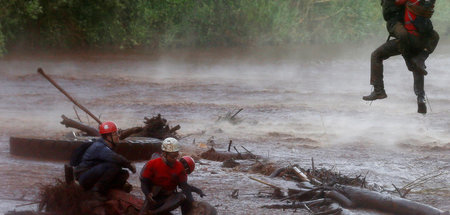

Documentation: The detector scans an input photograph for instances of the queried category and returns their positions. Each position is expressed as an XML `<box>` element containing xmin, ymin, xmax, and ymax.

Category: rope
<box><xmin>425</xmin><ymin>93</ymin><xmax>432</xmax><ymax>112</ymax></box>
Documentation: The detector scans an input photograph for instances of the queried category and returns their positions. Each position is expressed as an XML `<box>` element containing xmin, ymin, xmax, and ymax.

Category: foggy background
<box><xmin>1</xmin><ymin>41</ymin><xmax>449</xmax><ymax>214</ymax></box>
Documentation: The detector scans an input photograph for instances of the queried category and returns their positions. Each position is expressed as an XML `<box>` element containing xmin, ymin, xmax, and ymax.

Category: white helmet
<box><xmin>161</xmin><ymin>137</ymin><xmax>180</xmax><ymax>152</ymax></box>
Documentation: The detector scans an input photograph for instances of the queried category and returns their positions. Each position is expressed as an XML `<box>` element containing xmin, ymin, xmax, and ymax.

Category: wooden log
<box><xmin>324</xmin><ymin>190</ymin><xmax>354</xmax><ymax>208</ymax></box>
<box><xmin>269</xmin><ymin>167</ymin><xmax>287</xmax><ymax>178</ymax></box>
<box><xmin>200</xmin><ymin>148</ymin><xmax>258</xmax><ymax>162</ymax></box>
<box><xmin>334</xmin><ymin>185</ymin><xmax>445</xmax><ymax>215</ymax></box>
<box><xmin>38</xmin><ymin>68</ymin><xmax>102</xmax><ymax>124</ymax></box>
<box><xmin>293</xmin><ymin>167</ymin><xmax>310</xmax><ymax>182</ymax></box>
<box><xmin>60</xmin><ymin>115</ymin><xmax>99</xmax><ymax>136</ymax></box>
<box><xmin>119</xmin><ymin>127</ymin><xmax>143</xmax><ymax>140</ymax></box>
<box><xmin>248</xmin><ymin>176</ymin><xmax>282</xmax><ymax>190</ymax></box>
<box><xmin>168</xmin><ymin>125</ymin><xmax>181</xmax><ymax>134</ymax></box>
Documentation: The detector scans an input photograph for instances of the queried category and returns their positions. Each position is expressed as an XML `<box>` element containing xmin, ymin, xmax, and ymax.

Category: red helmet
<box><xmin>99</xmin><ymin>121</ymin><xmax>118</xmax><ymax>134</ymax></box>
<box><xmin>180</xmin><ymin>156</ymin><xmax>195</xmax><ymax>174</ymax></box>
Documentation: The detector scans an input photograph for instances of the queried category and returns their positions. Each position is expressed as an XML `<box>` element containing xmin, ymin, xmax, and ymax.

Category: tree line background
<box><xmin>1</xmin><ymin>0</ymin><xmax>449</xmax><ymax>55</ymax></box>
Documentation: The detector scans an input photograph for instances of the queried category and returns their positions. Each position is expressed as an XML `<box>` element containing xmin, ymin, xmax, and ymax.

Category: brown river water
<box><xmin>0</xmin><ymin>43</ymin><xmax>449</xmax><ymax>214</ymax></box>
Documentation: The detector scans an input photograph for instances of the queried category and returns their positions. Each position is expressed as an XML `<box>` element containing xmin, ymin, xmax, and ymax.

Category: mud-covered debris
<box><xmin>187</xmin><ymin>201</ymin><xmax>218</xmax><ymax>215</ymax></box>
<box><xmin>250</xmin><ymin>161</ymin><xmax>277</xmax><ymax>176</ymax></box>
<box><xmin>27</xmin><ymin>178</ymin><xmax>217</xmax><ymax>215</ymax></box>
<box><xmin>222</xmin><ymin>159</ymin><xmax>240</xmax><ymax>168</ymax></box>
<box><xmin>125</xmin><ymin>114</ymin><xmax>180</xmax><ymax>139</ymax></box>
<box><xmin>38</xmin><ymin>180</ymin><xmax>103</xmax><ymax>215</ymax></box>
<box><xmin>200</xmin><ymin>148</ymin><xmax>258</xmax><ymax>162</ymax></box>
<box><xmin>61</xmin><ymin>114</ymin><xmax>180</xmax><ymax>140</ymax></box>
<box><xmin>272</xmin><ymin>188</ymin><xmax>284</xmax><ymax>199</ymax></box>
<box><xmin>270</xmin><ymin>165</ymin><xmax>366</xmax><ymax>187</ymax></box>
<box><xmin>255</xmin><ymin>163</ymin><xmax>447</xmax><ymax>215</ymax></box>
<box><xmin>216</xmin><ymin>108</ymin><xmax>243</xmax><ymax>125</ymax></box>
<box><xmin>306</xmin><ymin>167</ymin><xmax>366</xmax><ymax>187</ymax></box>
<box><xmin>231</xmin><ymin>189</ymin><xmax>239</xmax><ymax>199</ymax></box>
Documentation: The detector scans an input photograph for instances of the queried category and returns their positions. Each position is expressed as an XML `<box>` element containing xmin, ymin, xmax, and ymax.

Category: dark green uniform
<box><xmin>364</xmin><ymin>0</ymin><xmax>439</xmax><ymax>114</ymax></box>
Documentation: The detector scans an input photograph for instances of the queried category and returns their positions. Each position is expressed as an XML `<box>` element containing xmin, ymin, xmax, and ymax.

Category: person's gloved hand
<box><xmin>127</xmin><ymin>163</ymin><xmax>136</xmax><ymax>173</ymax></box>
<box><xmin>147</xmin><ymin>193</ymin><xmax>157</xmax><ymax>204</ymax></box>
<box><xmin>195</xmin><ymin>189</ymin><xmax>206</xmax><ymax>198</ymax></box>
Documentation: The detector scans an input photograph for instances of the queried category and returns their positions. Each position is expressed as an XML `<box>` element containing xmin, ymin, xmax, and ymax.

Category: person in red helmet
<box><xmin>73</xmin><ymin>121</ymin><xmax>136</xmax><ymax>195</ymax></box>
<box><xmin>179</xmin><ymin>155</ymin><xmax>205</xmax><ymax>199</ymax></box>
<box><xmin>179</xmin><ymin>156</ymin><xmax>195</xmax><ymax>174</ymax></box>
<box><xmin>139</xmin><ymin>138</ymin><xmax>205</xmax><ymax>215</ymax></box>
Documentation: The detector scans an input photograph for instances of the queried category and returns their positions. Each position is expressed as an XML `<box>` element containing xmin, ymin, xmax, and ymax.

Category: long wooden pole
<box><xmin>249</xmin><ymin>176</ymin><xmax>281</xmax><ymax>190</ymax></box>
<box><xmin>37</xmin><ymin>68</ymin><xmax>102</xmax><ymax>124</ymax></box>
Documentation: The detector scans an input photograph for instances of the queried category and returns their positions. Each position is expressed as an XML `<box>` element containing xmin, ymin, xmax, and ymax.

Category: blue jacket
<box><xmin>78</xmin><ymin>138</ymin><xmax>129</xmax><ymax>169</ymax></box>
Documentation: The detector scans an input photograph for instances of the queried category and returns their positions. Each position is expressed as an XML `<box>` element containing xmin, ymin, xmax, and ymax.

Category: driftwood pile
<box><xmin>200</xmin><ymin>147</ymin><xmax>258</xmax><ymax>162</ymax></box>
<box><xmin>195</xmin><ymin>140</ymin><xmax>447</xmax><ymax>215</ymax></box>
<box><xmin>61</xmin><ymin>114</ymin><xmax>180</xmax><ymax>140</ymax></box>
<box><xmin>251</xmin><ymin>163</ymin><xmax>447</xmax><ymax>215</ymax></box>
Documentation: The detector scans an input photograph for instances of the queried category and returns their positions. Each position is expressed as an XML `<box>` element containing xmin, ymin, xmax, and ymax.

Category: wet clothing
<box><xmin>140</xmin><ymin>157</ymin><xmax>187</xmax><ymax>192</ymax></box>
<box><xmin>396</xmin><ymin>0</ymin><xmax>435</xmax><ymax>35</ymax></box>
<box><xmin>381</xmin><ymin>0</ymin><xmax>404</xmax><ymax>36</ymax></box>
<box><xmin>381</xmin><ymin>0</ymin><xmax>412</xmax><ymax>56</ymax></box>
<box><xmin>396</xmin><ymin>0</ymin><xmax>420</xmax><ymax>36</ymax></box>
<box><xmin>140</xmin><ymin>157</ymin><xmax>203</xmax><ymax>214</ymax></box>
<box><xmin>368</xmin><ymin>0</ymin><xmax>439</xmax><ymax>113</ymax></box>
<box><xmin>74</xmin><ymin>138</ymin><xmax>132</xmax><ymax>193</ymax></box>
<box><xmin>78</xmin><ymin>163</ymin><xmax>129</xmax><ymax>193</ymax></box>
<box><xmin>394</xmin><ymin>0</ymin><xmax>437</xmax><ymax>57</ymax></box>
<box><xmin>370</xmin><ymin>39</ymin><xmax>425</xmax><ymax>98</ymax></box>
<box><xmin>77</xmin><ymin>138</ymin><xmax>130</xmax><ymax>169</ymax></box>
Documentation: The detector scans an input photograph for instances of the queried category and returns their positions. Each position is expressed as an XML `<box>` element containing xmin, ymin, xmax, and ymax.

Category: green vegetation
<box><xmin>0</xmin><ymin>0</ymin><xmax>449</xmax><ymax>55</ymax></box>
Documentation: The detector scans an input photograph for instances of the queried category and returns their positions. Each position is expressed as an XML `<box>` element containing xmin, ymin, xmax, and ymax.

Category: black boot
<box><xmin>363</xmin><ymin>86</ymin><xmax>387</xmax><ymax>101</ymax></box>
<box><xmin>417</xmin><ymin>96</ymin><xmax>427</xmax><ymax>114</ymax></box>
<box><xmin>413</xmin><ymin>72</ymin><xmax>426</xmax><ymax>114</ymax></box>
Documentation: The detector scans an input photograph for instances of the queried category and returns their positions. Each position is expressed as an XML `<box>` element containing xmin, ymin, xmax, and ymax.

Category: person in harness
<box><xmin>363</xmin><ymin>0</ymin><xmax>439</xmax><ymax>114</ymax></box>
<box><xmin>72</xmin><ymin>121</ymin><xmax>136</xmax><ymax>195</ymax></box>
<box><xmin>139</xmin><ymin>137</ymin><xmax>205</xmax><ymax>215</ymax></box>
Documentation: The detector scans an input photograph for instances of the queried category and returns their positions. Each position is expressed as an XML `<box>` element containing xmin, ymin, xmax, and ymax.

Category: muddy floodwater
<box><xmin>1</xmin><ymin>43</ymin><xmax>449</xmax><ymax>214</ymax></box>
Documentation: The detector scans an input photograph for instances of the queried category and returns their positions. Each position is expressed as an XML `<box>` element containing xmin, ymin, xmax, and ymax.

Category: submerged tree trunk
<box><xmin>334</xmin><ymin>185</ymin><xmax>445</xmax><ymax>215</ymax></box>
<box><xmin>60</xmin><ymin>115</ymin><xmax>99</xmax><ymax>136</ymax></box>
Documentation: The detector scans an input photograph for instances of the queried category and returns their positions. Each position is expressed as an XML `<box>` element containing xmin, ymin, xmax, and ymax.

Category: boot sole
<box><xmin>418</xmin><ymin>102</ymin><xmax>427</xmax><ymax>114</ymax></box>
<box><xmin>362</xmin><ymin>94</ymin><xmax>387</xmax><ymax>101</ymax></box>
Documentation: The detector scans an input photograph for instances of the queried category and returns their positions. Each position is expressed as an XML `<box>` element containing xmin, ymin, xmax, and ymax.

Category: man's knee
<box><xmin>424</xmin><ymin>30</ymin><xmax>439</xmax><ymax>54</ymax></box>
<box><xmin>102</xmin><ymin>162</ymin><xmax>122</xmax><ymax>170</ymax></box>
<box><xmin>371</xmin><ymin>50</ymin><xmax>384</xmax><ymax>63</ymax></box>
<box><xmin>371</xmin><ymin>51</ymin><xmax>379</xmax><ymax>62</ymax></box>
<box><xmin>97</xmin><ymin>163</ymin><xmax>121</xmax><ymax>176</ymax></box>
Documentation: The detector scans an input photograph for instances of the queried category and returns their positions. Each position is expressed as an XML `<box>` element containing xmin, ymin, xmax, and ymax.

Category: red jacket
<box><xmin>140</xmin><ymin>157</ymin><xmax>187</xmax><ymax>192</ymax></box>
<box><xmin>395</xmin><ymin>0</ymin><xmax>420</xmax><ymax>36</ymax></box>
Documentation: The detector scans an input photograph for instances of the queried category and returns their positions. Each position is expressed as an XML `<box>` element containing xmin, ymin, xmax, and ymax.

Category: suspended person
<box><xmin>363</xmin><ymin>0</ymin><xmax>439</xmax><ymax>114</ymax></box>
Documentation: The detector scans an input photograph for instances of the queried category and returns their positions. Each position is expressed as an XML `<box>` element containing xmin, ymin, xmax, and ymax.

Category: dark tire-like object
<box><xmin>187</xmin><ymin>201</ymin><xmax>218</xmax><ymax>215</ymax></box>
<box><xmin>10</xmin><ymin>136</ymin><xmax>162</xmax><ymax>161</ymax></box>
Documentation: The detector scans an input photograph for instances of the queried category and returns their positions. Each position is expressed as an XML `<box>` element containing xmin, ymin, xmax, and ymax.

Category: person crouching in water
<box><xmin>74</xmin><ymin>121</ymin><xmax>136</xmax><ymax>195</ymax></box>
<box><xmin>140</xmin><ymin>137</ymin><xmax>205</xmax><ymax>214</ymax></box>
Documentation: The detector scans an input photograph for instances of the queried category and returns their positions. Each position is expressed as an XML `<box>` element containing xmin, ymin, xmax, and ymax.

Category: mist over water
<box><xmin>2</xmin><ymin>43</ymin><xmax>450</xmax><ymax>146</ymax></box>
<box><xmin>0</xmin><ymin>42</ymin><xmax>449</xmax><ymax>213</ymax></box>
